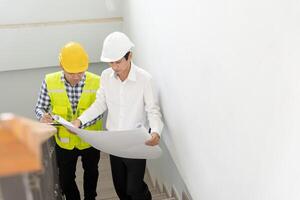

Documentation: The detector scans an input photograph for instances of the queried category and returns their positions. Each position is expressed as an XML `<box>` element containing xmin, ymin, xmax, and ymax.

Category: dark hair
<box><xmin>124</xmin><ymin>52</ymin><xmax>130</xmax><ymax>60</ymax></box>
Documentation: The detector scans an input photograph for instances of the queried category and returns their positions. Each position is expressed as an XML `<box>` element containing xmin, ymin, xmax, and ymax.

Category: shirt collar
<box><xmin>110</xmin><ymin>62</ymin><xmax>137</xmax><ymax>82</ymax></box>
<box><xmin>127</xmin><ymin>63</ymin><xmax>136</xmax><ymax>81</ymax></box>
<box><xmin>61</xmin><ymin>71</ymin><xmax>86</xmax><ymax>86</ymax></box>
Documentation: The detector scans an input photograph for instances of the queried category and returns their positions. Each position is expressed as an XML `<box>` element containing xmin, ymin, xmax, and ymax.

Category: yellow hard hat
<box><xmin>59</xmin><ymin>42</ymin><xmax>89</xmax><ymax>73</ymax></box>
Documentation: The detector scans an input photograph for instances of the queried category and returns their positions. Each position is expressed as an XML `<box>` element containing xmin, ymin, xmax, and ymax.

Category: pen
<box><xmin>48</xmin><ymin>111</ymin><xmax>61</xmax><ymax>126</ymax></box>
<box><xmin>49</xmin><ymin>123</ymin><xmax>62</xmax><ymax>127</ymax></box>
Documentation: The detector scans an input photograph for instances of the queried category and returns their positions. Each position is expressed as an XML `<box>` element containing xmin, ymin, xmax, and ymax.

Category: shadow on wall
<box><xmin>147</xmin><ymin>126</ymin><xmax>193</xmax><ymax>200</ymax></box>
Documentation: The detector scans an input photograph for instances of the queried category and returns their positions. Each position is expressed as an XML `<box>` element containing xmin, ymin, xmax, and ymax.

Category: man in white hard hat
<box><xmin>72</xmin><ymin>32</ymin><xmax>164</xmax><ymax>199</ymax></box>
<box><xmin>35</xmin><ymin>42</ymin><xmax>103</xmax><ymax>200</ymax></box>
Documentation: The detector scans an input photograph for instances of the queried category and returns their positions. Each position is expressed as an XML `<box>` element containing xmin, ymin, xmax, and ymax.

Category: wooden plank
<box><xmin>0</xmin><ymin>114</ymin><xmax>56</xmax><ymax>177</ymax></box>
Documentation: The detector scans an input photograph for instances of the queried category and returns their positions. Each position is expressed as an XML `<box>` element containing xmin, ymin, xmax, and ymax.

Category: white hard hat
<box><xmin>100</xmin><ymin>32</ymin><xmax>134</xmax><ymax>62</ymax></box>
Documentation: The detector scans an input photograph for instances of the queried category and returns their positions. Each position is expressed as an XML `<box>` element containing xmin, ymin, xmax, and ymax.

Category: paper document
<box><xmin>53</xmin><ymin>115</ymin><xmax>162</xmax><ymax>159</ymax></box>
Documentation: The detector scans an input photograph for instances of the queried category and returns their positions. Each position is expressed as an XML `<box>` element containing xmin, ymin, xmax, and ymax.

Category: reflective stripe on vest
<box><xmin>45</xmin><ymin>71</ymin><xmax>102</xmax><ymax>150</ymax></box>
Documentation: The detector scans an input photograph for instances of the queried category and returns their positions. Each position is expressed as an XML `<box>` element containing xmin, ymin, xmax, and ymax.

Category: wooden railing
<box><xmin>0</xmin><ymin>113</ymin><xmax>56</xmax><ymax>177</ymax></box>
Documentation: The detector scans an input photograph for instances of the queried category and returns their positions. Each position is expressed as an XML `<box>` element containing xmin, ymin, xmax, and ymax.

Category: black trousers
<box><xmin>110</xmin><ymin>155</ymin><xmax>152</xmax><ymax>200</ymax></box>
<box><xmin>55</xmin><ymin>145</ymin><xmax>100</xmax><ymax>200</ymax></box>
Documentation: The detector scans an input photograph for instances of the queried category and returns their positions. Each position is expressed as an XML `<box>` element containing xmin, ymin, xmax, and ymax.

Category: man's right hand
<box><xmin>40</xmin><ymin>113</ymin><xmax>53</xmax><ymax>123</ymax></box>
<box><xmin>72</xmin><ymin>119</ymin><xmax>82</xmax><ymax>128</ymax></box>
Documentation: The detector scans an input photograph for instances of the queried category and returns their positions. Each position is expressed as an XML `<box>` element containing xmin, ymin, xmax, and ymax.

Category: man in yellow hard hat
<box><xmin>35</xmin><ymin>42</ymin><xmax>103</xmax><ymax>200</ymax></box>
<box><xmin>73</xmin><ymin>32</ymin><xmax>164</xmax><ymax>200</ymax></box>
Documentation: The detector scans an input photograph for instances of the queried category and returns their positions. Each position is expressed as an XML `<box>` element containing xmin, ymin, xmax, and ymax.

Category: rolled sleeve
<box><xmin>144</xmin><ymin>78</ymin><xmax>164</xmax><ymax>136</ymax></box>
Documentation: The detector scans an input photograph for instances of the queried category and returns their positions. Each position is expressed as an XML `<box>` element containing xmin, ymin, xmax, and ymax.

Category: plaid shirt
<box><xmin>35</xmin><ymin>72</ymin><xmax>102</xmax><ymax>128</ymax></box>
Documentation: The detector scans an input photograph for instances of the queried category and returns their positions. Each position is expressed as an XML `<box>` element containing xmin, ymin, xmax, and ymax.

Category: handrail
<box><xmin>0</xmin><ymin>17</ymin><xmax>123</xmax><ymax>29</ymax></box>
<box><xmin>0</xmin><ymin>113</ymin><xmax>56</xmax><ymax>177</ymax></box>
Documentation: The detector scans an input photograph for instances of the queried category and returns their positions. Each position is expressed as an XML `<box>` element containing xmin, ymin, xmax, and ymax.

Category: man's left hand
<box><xmin>145</xmin><ymin>132</ymin><xmax>160</xmax><ymax>146</ymax></box>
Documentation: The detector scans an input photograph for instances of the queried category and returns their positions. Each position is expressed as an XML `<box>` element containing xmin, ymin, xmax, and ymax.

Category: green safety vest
<box><xmin>45</xmin><ymin>71</ymin><xmax>102</xmax><ymax>150</ymax></box>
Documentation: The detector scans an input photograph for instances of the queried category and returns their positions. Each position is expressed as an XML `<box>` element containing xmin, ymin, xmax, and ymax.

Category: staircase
<box><xmin>76</xmin><ymin>152</ymin><xmax>175</xmax><ymax>200</ymax></box>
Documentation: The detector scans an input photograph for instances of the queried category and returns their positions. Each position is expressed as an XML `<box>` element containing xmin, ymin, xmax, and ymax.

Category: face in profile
<box><xmin>109</xmin><ymin>52</ymin><xmax>132</xmax><ymax>76</ymax></box>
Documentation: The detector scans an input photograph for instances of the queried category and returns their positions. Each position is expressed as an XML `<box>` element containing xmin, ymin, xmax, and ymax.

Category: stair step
<box><xmin>152</xmin><ymin>193</ymin><xmax>169</xmax><ymax>200</ymax></box>
<box><xmin>75</xmin><ymin>152</ymin><xmax>175</xmax><ymax>200</ymax></box>
<box><xmin>99</xmin><ymin>196</ymin><xmax>118</xmax><ymax>199</ymax></box>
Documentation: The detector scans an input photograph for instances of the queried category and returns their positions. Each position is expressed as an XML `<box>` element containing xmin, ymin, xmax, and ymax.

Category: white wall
<box><xmin>0</xmin><ymin>0</ymin><xmax>122</xmax><ymax>71</ymax></box>
<box><xmin>0</xmin><ymin>63</ymin><xmax>107</xmax><ymax>119</ymax></box>
<box><xmin>123</xmin><ymin>0</ymin><xmax>300</xmax><ymax>199</ymax></box>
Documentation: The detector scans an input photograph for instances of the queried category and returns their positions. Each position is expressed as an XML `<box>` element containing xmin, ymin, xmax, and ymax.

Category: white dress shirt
<box><xmin>79</xmin><ymin>63</ymin><xmax>164</xmax><ymax>135</ymax></box>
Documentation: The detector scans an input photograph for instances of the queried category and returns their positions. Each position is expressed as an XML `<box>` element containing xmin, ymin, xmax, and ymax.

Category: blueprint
<box><xmin>52</xmin><ymin>115</ymin><xmax>162</xmax><ymax>159</ymax></box>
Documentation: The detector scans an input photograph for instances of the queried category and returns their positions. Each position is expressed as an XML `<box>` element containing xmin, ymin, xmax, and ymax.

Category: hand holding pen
<box><xmin>40</xmin><ymin>113</ymin><xmax>53</xmax><ymax>123</ymax></box>
<box><xmin>39</xmin><ymin>112</ymin><xmax>61</xmax><ymax>127</ymax></box>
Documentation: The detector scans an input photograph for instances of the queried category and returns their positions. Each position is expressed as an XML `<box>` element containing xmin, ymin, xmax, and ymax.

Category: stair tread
<box><xmin>75</xmin><ymin>152</ymin><xmax>175</xmax><ymax>200</ymax></box>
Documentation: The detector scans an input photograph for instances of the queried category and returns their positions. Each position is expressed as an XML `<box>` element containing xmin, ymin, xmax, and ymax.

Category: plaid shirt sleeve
<box><xmin>80</xmin><ymin>114</ymin><xmax>103</xmax><ymax>128</ymax></box>
<box><xmin>35</xmin><ymin>80</ymin><xmax>51</xmax><ymax>120</ymax></box>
